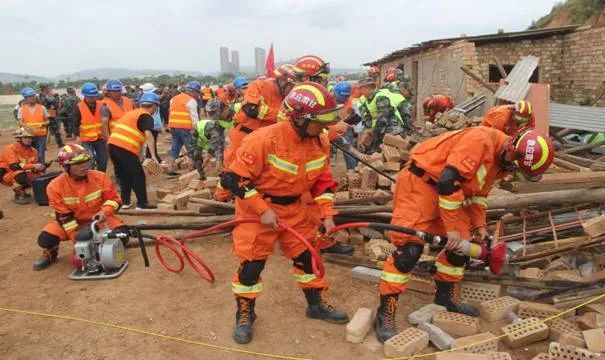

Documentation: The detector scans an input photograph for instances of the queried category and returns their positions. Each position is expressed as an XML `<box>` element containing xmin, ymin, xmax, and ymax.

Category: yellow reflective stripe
<box><xmin>380</xmin><ymin>271</ymin><xmax>409</xmax><ymax>284</ymax></box>
<box><xmin>103</xmin><ymin>200</ymin><xmax>120</xmax><ymax>210</ymax></box>
<box><xmin>231</xmin><ymin>282</ymin><xmax>264</xmax><ymax>294</ymax></box>
<box><xmin>439</xmin><ymin>197</ymin><xmax>462</xmax><ymax>210</ymax></box>
<box><xmin>471</xmin><ymin>196</ymin><xmax>488</xmax><ymax>208</ymax></box>
<box><xmin>112</xmin><ymin>133</ymin><xmax>143</xmax><ymax>148</ymax></box>
<box><xmin>258</xmin><ymin>103</ymin><xmax>269</xmax><ymax>119</ymax></box>
<box><xmin>305</xmin><ymin>156</ymin><xmax>327</xmax><ymax>172</ymax></box>
<box><xmin>267</xmin><ymin>154</ymin><xmax>299</xmax><ymax>175</ymax></box>
<box><xmin>476</xmin><ymin>164</ymin><xmax>487</xmax><ymax>190</ymax></box>
<box><xmin>243</xmin><ymin>188</ymin><xmax>259</xmax><ymax>199</ymax></box>
<box><xmin>115</xmin><ymin>123</ymin><xmax>145</xmax><ymax>141</ymax></box>
<box><xmin>532</xmin><ymin>136</ymin><xmax>550</xmax><ymax>171</ymax></box>
<box><xmin>168</xmin><ymin>119</ymin><xmax>192</xmax><ymax>124</ymax></box>
<box><xmin>62</xmin><ymin>220</ymin><xmax>78</xmax><ymax>232</ymax></box>
<box><xmin>314</xmin><ymin>193</ymin><xmax>334</xmax><ymax>202</ymax></box>
<box><xmin>84</xmin><ymin>190</ymin><xmax>102</xmax><ymax>203</ymax></box>
<box><xmin>436</xmin><ymin>262</ymin><xmax>465</xmax><ymax>277</ymax></box>
<box><xmin>170</xmin><ymin>111</ymin><xmax>190</xmax><ymax>116</ymax></box>
<box><xmin>81</xmin><ymin>123</ymin><xmax>102</xmax><ymax>130</ymax></box>
<box><xmin>294</xmin><ymin>273</ymin><xmax>317</xmax><ymax>283</ymax></box>
<box><xmin>63</xmin><ymin>197</ymin><xmax>80</xmax><ymax>205</ymax></box>
<box><xmin>26</xmin><ymin>122</ymin><xmax>45</xmax><ymax>126</ymax></box>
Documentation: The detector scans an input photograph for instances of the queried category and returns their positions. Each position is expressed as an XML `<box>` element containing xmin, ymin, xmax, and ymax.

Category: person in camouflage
<box><xmin>57</xmin><ymin>88</ymin><xmax>79</xmax><ymax>139</ymax></box>
<box><xmin>39</xmin><ymin>84</ymin><xmax>64</xmax><ymax>147</ymax></box>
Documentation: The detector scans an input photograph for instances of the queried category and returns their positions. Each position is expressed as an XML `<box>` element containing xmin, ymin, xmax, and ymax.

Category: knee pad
<box><xmin>292</xmin><ymin>250</ymin><xmax>313</xmax><ymax>274</ymax></box>
<box><xmin>14</xmin><ymin>172</ymin><xmax>28</xmax><ymax>185</ymax></box>
<box><xmin>238</xmin><ymin>260</ymin><xmax>266</xmax><ymax>285</ymax></box>
<box><xmin>392</xmin><ymin>243</ymin><xmax>424</xmax><ymax>273</ymax></box>
<box><xmin>445</xmin><ymin>251</ymin><xmax>468</xmax><ymax>267</ymax></box>
<box><xmin>38</xmin><ymin>231</ymin><xmax>60</xmax><ymax>249</ymax></box>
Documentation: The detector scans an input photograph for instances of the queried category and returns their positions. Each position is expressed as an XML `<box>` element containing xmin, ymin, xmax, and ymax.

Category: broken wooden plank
<box><xmin>488</xmin><ymin>188</ymin><xmax>605</xmax><ymax>210</ymax></box>
<box><xmin>559</xmin><ymin>140</ymin><xmax>605</xmax><ymax>155</ymax></box>
<box><xmin>553</xmin><ymin>157</ymin><xmax>591</xmax><ymax>172</ymax></box>
<box><xmin>461</xmin><ymin>66</ymin><xmax>496</xmax><ymax>93</ymax></box>
<box><xmin>556</xmin><ymin>153</ymin><xmax>605</xmax><ymax>169</ymax></box>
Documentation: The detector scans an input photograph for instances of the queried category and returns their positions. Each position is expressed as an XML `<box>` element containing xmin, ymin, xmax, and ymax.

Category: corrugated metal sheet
<box><xmin>550</xmin><ymin>103</ymin><xmax>605</xmax><ymax>132</ymax></box>
<box><xmin>494</xmin><ymin>56</ymin><xmax>540</xmax><ymax>102</ymax></box>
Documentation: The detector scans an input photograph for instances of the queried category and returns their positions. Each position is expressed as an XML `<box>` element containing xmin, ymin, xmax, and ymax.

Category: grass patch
<box><xmin>0</xmin><ymin>104</ymin><xmax>17</xmax><ymax>130</ymax></box>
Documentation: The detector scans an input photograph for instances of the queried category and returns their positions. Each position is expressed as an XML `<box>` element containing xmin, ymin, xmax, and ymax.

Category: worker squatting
<box><xmin>0</xmin><ymin>54</ymin><xmax>554</xmax><ymax>346</ymax></box>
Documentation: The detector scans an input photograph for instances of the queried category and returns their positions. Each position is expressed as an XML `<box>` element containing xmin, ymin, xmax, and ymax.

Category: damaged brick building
<box><xmin>365</xmin><ymin>25</ymin><xmax>605</xmax><ymax>121</ymax></box>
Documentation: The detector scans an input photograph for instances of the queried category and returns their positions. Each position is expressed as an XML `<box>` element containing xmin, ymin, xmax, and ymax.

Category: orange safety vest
<box><xmin>21</xmin><ymin>104</ymin><xmax>47</xmax><ymax>136</ymax></box>
<box><xmin>78</xmin><ymin>101</ymin><xmax>104</xmax><ymax>142</ymax></box>
<box><xmin>168</xmin><ymin>93</ymin><xmax>194</xmax><ymax>130</ymax></box>
<box><xmin>104</xmin><ymin>96</ymin><xmax>134</xmax><ymax>132</ymax></box>
<box><xmin>108</xmin><ymin>108</ymin><xmax>148</xmax><ymax>155</ymax></box>
<box><xmin>202</xmin><ymin>87</ymin><xmax>213</xmax><ymax>100</ymax></box>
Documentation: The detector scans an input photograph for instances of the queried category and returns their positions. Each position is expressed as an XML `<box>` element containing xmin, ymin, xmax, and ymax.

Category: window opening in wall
<box><xmin>488</xmin><ymin>64</ymin><xmax>539</xmax><ymax>83</ymax></box>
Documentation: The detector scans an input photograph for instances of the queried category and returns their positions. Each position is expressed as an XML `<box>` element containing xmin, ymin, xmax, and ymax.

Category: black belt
<box><xmin>236</xmin><ymin>123</ymin><xmax>253</xmax><ymax>134</ymax></box>
<box><xmin>408</xmin><ymin>163</ymin><xmax>438</xmax><ymax>187</ymax></box>
<box><xmin>263</xmin><ymin>194</ymin><xmax>301</xmax><ymax>205</ymax></box>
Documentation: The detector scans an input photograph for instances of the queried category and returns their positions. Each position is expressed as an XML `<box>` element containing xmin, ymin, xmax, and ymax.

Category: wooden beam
<box><xmin>487</xmin><ymin>188</ymin><xmax>605</xmax><ymax>210</ymax></box>
<box><xmin>559</xmin><ymin>140</ymin><xmax>605</xmax><ymax>155</ymax></box>
<box><xmin>553</xmin><ymin>157</ymin><xmax>591</xmax><ymax>172</ymax></box>
<box><xmin>556</xmin><ymin>153</ymin><xmax>605</xmax><ymax>168</ymax></box>
<box><xmin>460</xmin><ymin>66</ymin><xmax>496</xmax><ymax>93</ymax></box>
<box><xmin>493</xmin><ymin>56</ymin><xmax>508</xmax><ymax>79</ymax></box>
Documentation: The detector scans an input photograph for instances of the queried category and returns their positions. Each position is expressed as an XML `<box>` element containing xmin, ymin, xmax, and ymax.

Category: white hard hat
<box><xmin>139</xmin><ymin>83</ymin><xmax>157</xmax><ymax>92</ymax></box>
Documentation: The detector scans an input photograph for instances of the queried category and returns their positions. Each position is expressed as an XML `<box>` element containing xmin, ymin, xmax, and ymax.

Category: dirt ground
<box><xmin>0</xmin><ymin>130</ymin><xmax>549</xmax><ymax>359</ymax></box>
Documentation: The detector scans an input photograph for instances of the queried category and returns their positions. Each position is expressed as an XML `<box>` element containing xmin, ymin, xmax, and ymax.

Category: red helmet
<box><xmin>367</xmin><ymin>66</ymin><xmax>380</xmax><ymax>77</ymax></box>
<box><xmin>513</xmin><ymin>100</ymin><xmax>533</xmax><ymax>123</ymax></box>
<box><xmin>58</xmin><ymin>144</ymin><xmax>92</xmax><ymax>169</ymax></box>
<box><xmin>14</xmin><ymin>126</ymin><xmax>35</xmax><ymax>138</ymax></box>
<box><xmin>511</xmin><ymin>129</ymin><xmax>554</xmax><ymax>181</ymax></box>
<box><xmin>422</xmin><ymin>96</ymin><xmax>434</xmax><ymax>112</ymax></box>
<box><xmin>283</xmin><ymin>82</ymin><xmax>341</xmax><ymax>123</ymax></box>
<box><xmin>274</xmin><ymin>64</ymin><xmax>305</xmax><ymax>83</ymax></box>
<box><xmin>295</xmin><ymin>55</ymin><xmax>330</xmax><ymax>78</ymax></box>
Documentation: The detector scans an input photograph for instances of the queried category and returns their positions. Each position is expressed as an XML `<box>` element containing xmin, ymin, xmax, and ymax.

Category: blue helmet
<box><xmin>81</xmin><ymin>83</ymin><xmax>100</xmax><ymax>98</ymax></box>
<box><xmin>233</xmin><ymin>76</ymin><xmax>249</xmax><ymax>89</ymax></box>
<box><xmin>139</xmin><ymin>92</ymin><xmax>160</xmax><ymax>105</ymax></box>
<box><xmin>186</xmin><ymin>81</ymin><xmax>201</xmax><ymax>92</ymax></box>
<box><xmin>333</xmin><ymin>81</ymin><xmax>352</xmax><ymax>104</ymax></box>
<box><xmin>22</xmin><ymin>87</ymin><xmax>36</xmax><ymax>97</ymax></box>
<box><xmin>106</xmin><ymin>79</ymin><xmax>123</xmax><ymax>92</ymax></box>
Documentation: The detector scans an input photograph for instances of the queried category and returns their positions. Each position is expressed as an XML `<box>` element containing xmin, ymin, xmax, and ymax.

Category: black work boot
<box><xmin>321</xmin><ymin>242</ymin><xmax>354</xmax><ymax>255</ymax></box>
<box><xmin>434</xmin><ymin>280</ymin><xmax>479</xmax><ymax>317</ymax></box>
<box><xmin>13</xmin><ymin>189</ymin><xmax>31</xmax><ymax>205</ymax></box>
<box><xmin>303</xmin><ymin>288</ymin><xmax>349</xmax><ymax>324</ymax></box>
<box><xmin>375</xmin><ymin>294</ymin><xmax>399</xmax><ymax>343</ymax></box>
<box><xmin>233</xmin><ymin>297</ymin><xmax>257</xmax><ymax>344</ymax></box>
<box><xmin>32</xmin><ymin>247</ymin><xmax>58</xmax><ymax>271</ymax></box>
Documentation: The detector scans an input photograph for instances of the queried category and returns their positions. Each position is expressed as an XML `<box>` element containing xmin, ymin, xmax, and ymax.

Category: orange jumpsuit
<box><xmin>0</xmin><ymin>143</ymin><xmax>41</xmax><ymax>189</ymax></box>
<box><xmin>482</xmin><ymin>105</ymin><xmax>535</xmax><ymax>136</ymax></box>
<box><xmin>42</xmin><ymin>171</ymin><xmax>123</xmax><ymax>243</ymax></box>
<box><xmin>228</xmin><ymin>121</ymin><xmax>337</xmax><ymax>299</ymax></box>
<box><xmin>380</xmin><ymin>127</ymin><xmax>510</xmax><ymax>295</ymax></box>
<box><xmin>425</xmin><ymin>95</ymin><xmax>455</xmax><ymax>123</ymax></box>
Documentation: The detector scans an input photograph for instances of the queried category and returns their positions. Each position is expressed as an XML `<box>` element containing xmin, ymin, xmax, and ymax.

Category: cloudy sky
<box><xmin>1</xmin><ymin>0</ymin><xmax>559</xmax><ymax>77</ymax></box>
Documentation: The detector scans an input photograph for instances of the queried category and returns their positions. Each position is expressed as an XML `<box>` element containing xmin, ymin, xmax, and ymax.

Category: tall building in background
<box><xmin>254</xmin><ymin>47</ymin><xmax>266</xmax><ymax>75</ymax></box>
<box><xmin>231</xmin><ymin>50</ymin><xmax>240</xmax><ymax>74</ymax></box>
<box><xmin>220</xmin><ymin>47</ymin><xmax>230</xmax><ymax>74</ymax></box>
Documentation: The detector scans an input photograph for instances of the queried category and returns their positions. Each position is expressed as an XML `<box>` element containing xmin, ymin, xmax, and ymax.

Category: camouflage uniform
<box><xmin>57</xmin><ymin>94</ymin><xmax>79</xmax><ymax>138</ymax></box>
<box><xmin>39</xmin><ymin>93</ymin><xmax>64</xmax><ymax>147</ymax></box>
<box><xmin>362</xmin><ymin>87</ymin><xmax>412</xmax><ymax>154</ymax></box>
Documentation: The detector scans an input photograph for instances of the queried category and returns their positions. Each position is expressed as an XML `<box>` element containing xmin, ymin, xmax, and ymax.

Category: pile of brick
<box><xmin>155</xmin><ymin>170</ymin><xmax>220</xmax><ymax>212</ymax></box>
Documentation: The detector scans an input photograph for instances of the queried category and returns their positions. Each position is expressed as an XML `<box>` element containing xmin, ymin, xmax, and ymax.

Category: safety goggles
<box><xmin>513</xmin><ymin>114</ymin><xmax>530</xmax><ymax>123</ymax></box>
<box><xmin>307</xmin><ymin>106</ymin><xmax>342</xmax><ymax>123</ymax></box>
<box><xmin>68</xmin><ymin>153</ymin><xmax>92</xmax><ymax>165</ymax></box>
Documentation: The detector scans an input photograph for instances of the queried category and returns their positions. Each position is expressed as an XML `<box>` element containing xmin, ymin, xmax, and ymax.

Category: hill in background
<box><xmin>530</xmin><ymin>0</ymin><xmax>605</xmax><ymax>28</ymax></box>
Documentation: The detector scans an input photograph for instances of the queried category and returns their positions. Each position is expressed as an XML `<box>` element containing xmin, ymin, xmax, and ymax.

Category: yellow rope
<box><xmin>0</xmin><ymin>306</ymin><xmax>311</xmax><ymax>360</ymax></box>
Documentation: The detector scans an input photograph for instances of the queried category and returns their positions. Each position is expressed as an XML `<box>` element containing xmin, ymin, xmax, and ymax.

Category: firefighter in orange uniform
<box><xmin>103</xmin><ymin>79</ymin><xmax>134</xmax><ymax>132</ymax></box>
<box><xmin>422</xmin><ymin>95</ymin><xmax>455</xmax><ymax>124</ymax></box>
<box><xmin>216</xmin><ymin>64</ymin><xmax>305</xmax><ymax>201</ymax></box>
<box><xmin>0</xmin><ymin>127</ymin><xmax>46</xmax><ymax>204</ymax></box>
<box><xmin>295</xmin><ymin>55</ymin><xmax>330</xmax><ymax>86</ymax></box>
<box><xmin>374</xmin><ymin>126</ymin><xmax>554</xmax><ymax>343</ymax></box>
<box><xmin>221</xmin><ymin>82</ymin><xmax>349</xmax><ymax>344</ymax></box>
<box><xmin>482</xmin><ymin>100</ymin><xmax>536</xmax><ymax>136</ymax></box>
<box><xmin>32</xmin><ymin>144</ymin><xmax>127</xmax><ymax>271</ymax></box>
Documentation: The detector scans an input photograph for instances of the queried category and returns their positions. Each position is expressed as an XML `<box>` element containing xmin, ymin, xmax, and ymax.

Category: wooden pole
<box><xmin>460</xmin><ymin>66</ymin><xmax>496</xmax><ymax>93</ymax></box>
<box><xmin>487</xmin><ymin>188</ymin><xmax>605</xmax><ymax>210</ymax></box>
<box><xmin>493</xmin><ymin>56</ymin><xmax>508</xmax><ymax>79</ymax></box>
<box><xmin>559</xmin><ymin>140</ymin><xmax>605</xmax><ymax>155</ymax></box>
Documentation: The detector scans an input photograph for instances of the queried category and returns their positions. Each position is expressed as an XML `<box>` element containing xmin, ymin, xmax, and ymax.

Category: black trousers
<box><xmin>109</xmin><ymin>144</ymin><xmax>148</xmax><ymax>207</ymax></box>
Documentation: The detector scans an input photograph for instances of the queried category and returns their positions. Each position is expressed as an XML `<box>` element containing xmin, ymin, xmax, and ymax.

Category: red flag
<box><xmin>265</xmin><ymin>43</ymin><xmax>275</xmax><ymax>78</ymax></box>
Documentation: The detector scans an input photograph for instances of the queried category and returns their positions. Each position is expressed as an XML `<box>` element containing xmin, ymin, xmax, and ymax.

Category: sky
<box><xmin>1</xmin><ymin>0</ymin><xmax>560</xmax><ymax>77</ymax></box>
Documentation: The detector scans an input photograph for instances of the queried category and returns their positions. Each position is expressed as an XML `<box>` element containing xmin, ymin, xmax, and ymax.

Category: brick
<box><xmin>418</xmin><ymin>322</ymin><xmax>454</xmax><ymax>350</ymax></box>
<box><xmin>350</xmin><ymin>188</ymin><xmax>378</xmax><ymax>199</ymax></box>
<box><xmin>582</xmin><ymin>214</ymin><xmax>605</xmax><ymax>238</ymax></box>
<box><xmin>142</xmin><ymin>158</ymin><xmax>164</xmax><ymax>176</ymax></box>
<box><xmin>346</xmin><ymin>308</ymin><xmax>373</xmax><ymax>343</ymax></box>
<box><xmin>190</xmin><ymin>189</ymin><xmax>212</xmax><ymax>200</ymax></box>
<box><xmin>384</xmin><ymin>327</ymin><xmax>429</xmax><ymax>358</ymax></box>
<box><xmin>332</xmin><ymin>230</ymin><xmax>349</xmax><ymax>244</ymax></box>
<box><xmin>518</xmin><ymin>301</ymin><xmax>560</xmax><ymax>320</ymax></box>
<box><xmin>360</xmin><ymin>167</ymin><xmax>378</xmax><ymax>190</ymax></box>
<box><xmin>383</xmin><ymin>134</ymin><xmax>408</xmax><ymax>150</ymax></box>
<box><xmin>157</xmin><ymin>203</ymin><xmax>175</xmax><ymax>210</ymax></box>
<box><xmin>369</xmin><ymin>160</ymin><xmax>385</xmax><ymax>172</ymax></box>
<box><xmin>519</xmin><ymin>268</ymin><xmax>545</xmax><ymax>279</ymax></box>
<box><xmin>501</xmin><ymin>317</ymin><xmax>549</xmax><ymax>349</ymax></box>
<box><xmin>378</xmin><ymin>175</ymin><xmax>392</xmax><ymax>188</ymax></box>
<box><xmin>161</xmin><ymin>194</ymin><xmax>177</xmax><ymax>205</ymax></box>
<box><xmin>205</xmin><ymin>176</ymin><xmax>219</xmax><ymax>188</ymax></box>
<box><xmin>577</xmin><ymin>312</ymin><xmax>605</xmax><ymax>330</ymax></box>
<box><xmin>550</xmin><ymin>318</ymin><xmax>585</xmax><ymax>348</ymax></box>
<box><xmin>174</xmin><ymin>189</ymin><xmax>195</xmax><ymax>210</ymax></box>
<box><xmin>408</xmin><ymin>273</ymin><xmax>436</xmax><ymax>294</ymax></box>
<box><xmin>381</xmin><ymin>145</ymin><xmax>401</xmax><ymax>162</ymax></box>
<box><xmin>186</xmin><ymin>202</ymin><xmax>204</xmax><ymax>212</ymax></box>
<box><xmin>460</xmin><ymin>282</ymin><xmax>501</xmax><ymax>306</ymax></box>
<box><xmin>346</xmin><ymin>173</ymin><xmax>361</xmax><ymax>189</ymax></box>
<box><xmin>384</xmin><ymin>162</ymin><xmax>401</xmax><ymax>172</ymax></box>
<box><xmin>479</xmin><ymin>296</ymin><xmax>521</xmax><ymax>322</ymax></box>
<box><xmin>594</xmin><ymin>254</ymin><xmax>605</xmax><ymax>272</ymax></box>
<box><xmin>368</xmin><ymin>245</ymin><xmax>387</xmax><ymax>261</ymax></box>
<box><xmin>578</xmin><ymin>302</ymin><xmax>605</xmax><ymax>316</ymax></box>
<box><xmin>451</xmin><ymin>332</ymin><xmax>498</xmax><ymax>353</ymax></box>
<box><xmin>367</xmin><ymin>152</ymin><xmax>383</xmax><ymax>162</ymax></box>
<box><xmin>486</xmin><ymin>353</ymin><xmax>512</xmax><ymax>360</ymax></box>
<box><xmin>178</xmin><ymin>170</ymin><xmax>199</xmax><ymax>186</ymax></box>
<box><xmin>436</xmin><ymin>353</ymin><xmax>489</xmax><ymax>360</ymax></box>
<box><xmin>584</xmin><ymin>328</ymin><xmax>605</xmax><ymax>353</ymax></box>
<box><xmin>408</xmin><ymin>303</ymin><xmax>446</xmax><ymax>325</ymax></box>
<box><xmin>334</xmin><ymin>191</ymin><xmax>350</xmax><ymax>200</ymax></box>
<box><xmin>549</xmin><ymin>341</ymin><xmax>603</xmax><ymax>360</ymax></box>
<box><xmin>348</xmin><ymin>230</ymin><xmax>364</xmax><ymax>245</ymax></box>
<box><xmin>188</xmin><ymin>179</ymin><xmax>205</xmax><ymax>190</ymax></box>
<box><xmin>351</xmin><ymin>266</ymin><xmax>381</xmax><ymax>283</ymax></box>
<box><xmin>400</xmin><ymin>150</ymin><xmax>410</xmax><ymax>162</ymax></box>
<box><xmin>531</xmin><ymin>353</ymin><xmax>550</xmax><ymax>360</ymax></box>
<box><xmin>156</xmin><ymin>188</ymin><xmax>172</xmax><ymax>200</ymax></box>
<box><xmin>432</xmin><ymin>311</ymin><xmax>480</xmax><ymax>337</ymax></box>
